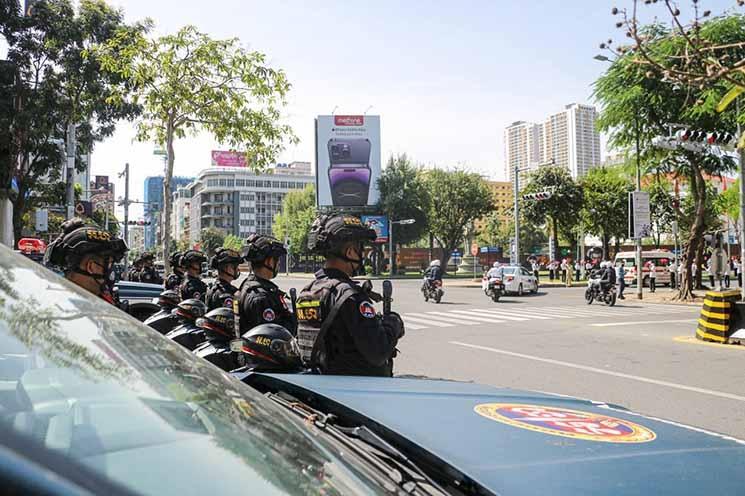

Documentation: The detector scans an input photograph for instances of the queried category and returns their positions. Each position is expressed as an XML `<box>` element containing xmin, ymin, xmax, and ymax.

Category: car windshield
<box><xmin>0</xmin><ymin>247</ymin><xmax>377</xmax><ymax>495</ymax></box>
<box><xmin>502</xmin><ymin>267</ymin><xmax>516</xmax><ymax>275</ymax></box>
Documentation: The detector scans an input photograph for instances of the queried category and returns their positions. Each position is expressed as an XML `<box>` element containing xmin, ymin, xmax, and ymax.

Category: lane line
<box><xmin>454</xmin><ymin>309</ymin><xmax>528</xmax><ymax>321</ymax></box>
<box><xmin>402</xmin><ymin>315</ymin><xmax>453</xmax><ymax>327</ymax></box>
<box><xmin>591</xmin><ymin>319</ymin><xmax>698</xmax><ymax>327</ymax></box>
<box><xmin>406</xmin><ymin>313</ymin><xmax>477</xmax><ymax>325</ymax></box>
<box><xmin>425</xmin><ymin>311</ymin><xmax>505</xmax><ymax>323</ymax></box>
<box><xmin>449</xmin><ymin>341</ymin><xmax>745</xmax><ymax>403</ymax></box>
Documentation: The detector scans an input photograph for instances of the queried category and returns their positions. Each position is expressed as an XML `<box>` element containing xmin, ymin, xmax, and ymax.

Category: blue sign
<box><xmin>480</xmin><ymin>246</ymin><xmax>500</xmax><ymax>253</ymax></box>
<box><xmin>361</xmin><ymin>215</ymin><xmax>389</xmax><ymax>243</ymax></box>
<box><xmin>729</xmin><ymin>236</ymin><xmax>737</xmax><ymax>244</ymax></box>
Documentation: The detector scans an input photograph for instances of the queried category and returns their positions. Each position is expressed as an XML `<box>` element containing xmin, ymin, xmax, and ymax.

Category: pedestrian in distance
<box><xmin>532</xmin><ymin>260</ymin><xmax>540</xmax><ymax>282</ymax></box>
<box><xmin>584</xmin><ymin>259</ymin><xmax>592</xmax><ymax>281</ymax></box>
<box><xmin>707</xmin><ymin>257</ymin><xmax>715</xmax><ymax>288</ymax></box>
<box><xmin>668</xmin><ymin>261</ymin><xmax>676</xmax><ymax>289</ymax></box>
<box><xmin>560</xmin><ymin>259</ymin><xmax>568</xmax><ymax>283</ymax></box>
<box><xmin>549</xmin><ymin>261</ymin><xmax>555</xmax><ymax>281</ymax></box>
<box><xmin>616</xmin><ymin>261</ymin><xmax>626</xmax><ymax>300</ymax></box>
<box><xmin>648</xmin><ymin>261</ymin><xmax>656</xmax><ymax>293</ymax></box>
<box><xmin>574</xmin><ymin>260</ymin><xmax>581</xmax><ymax>282</ymax></box>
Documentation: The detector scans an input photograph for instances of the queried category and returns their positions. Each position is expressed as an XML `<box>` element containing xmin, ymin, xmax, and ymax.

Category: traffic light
<box><xmin>127</xmin><ymin>220</ymin><xmax>151</xmax><ymax>225</ymax></box>
<box><xmin>522</xmin><ymin>191</ymin><xmax>553</xmax><ymax>201</ymax></box>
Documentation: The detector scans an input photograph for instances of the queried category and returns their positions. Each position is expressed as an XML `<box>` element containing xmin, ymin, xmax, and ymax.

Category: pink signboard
<box><xmin>211</xmin><ymin>150</ymin><xmax>248</xmax><ymax>168</ymax></box>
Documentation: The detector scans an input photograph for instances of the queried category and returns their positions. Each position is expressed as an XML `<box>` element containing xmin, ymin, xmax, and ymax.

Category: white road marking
<box><xmin>425</xmin><ymin>311</ymin><xmax>504</xmax><ymax>323</ymax></box>
<box><xmin>402</xmin><ymin>322</ymin><xmax>427</xmax><ymax>330</ymax></box>
<box><xmin>403</xmin><ymin>315</ymin><xmax>453</xmax><ymax>327</ymax></box>
<box><xmin>406</xmin><ymin>313</ymin><xmax>478</xmax><ymax>325</ymax></box>
<box><xmin>591</xmin><ymin>319</ymin><xmax>698</xmax><ymax>327</ymax></box>
<box><xmin>457</xmin><ymin>309</ymin><xmax>528</xmax><ymax>321</ymax></box>
<box><xmin>450</xmin><ymin>341</ymin><xmax>745</xmax><ymax>403</ymax></box>
<box><xmin>473</xmin><ymin>308</ymin><xmax>563</xmax><ymax>320</ymax></box>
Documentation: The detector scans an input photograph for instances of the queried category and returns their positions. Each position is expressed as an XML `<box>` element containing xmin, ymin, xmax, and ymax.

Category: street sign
<box><xmin>671</xmin><ymin>220</ymin><xmax>678</xmax><ymax>237</ymax></box>
<box><xmin>629</xmin><ymin>191</ymin><xmax>651</xmax><ymax>239</ymax></box>
<box><xmin>35</xmin><ymin>209</ymin><xmax>48</xmax><ymax>232</ymax></box>
<box><xmin>471</xmin><ymin>243</ymin><xmax>479</xmax><ymax>256</ymax></box>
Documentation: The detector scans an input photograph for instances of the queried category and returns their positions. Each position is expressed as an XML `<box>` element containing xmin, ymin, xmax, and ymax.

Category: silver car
<box><xmin>501</xmin><ymin>266</ymin><xmax>539</xmax><ymax>295</ymax></box>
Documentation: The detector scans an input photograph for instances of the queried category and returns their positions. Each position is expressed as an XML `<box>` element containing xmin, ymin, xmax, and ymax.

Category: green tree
<box><xmin>521</xmin><ymin>166</ymin><xmax>583</xmax><ymax>261</ymax></box>
<box><xmin>98</xmin><ymin>25</ymin><xmax>295</xmax><ymax>275</ymax></box>
<box><xmin>1</xmin><ymin>0</ymin><xmax>142</xmax><ymax>246</ymax></box>
<box><xmin>377</xmin><ymin>154</ymin><xmax>429</xmax><ymax>245</ymax></box>
<box><xmin>422</xmin><ymin>169</ymin><xmax>492</xmax><ymax>269</ymax></box>
<box><xmin>477</xmin><ymin>212</ymin><xmax>502</xmax><ymax>247</ymax></box>
<box><xmin>645</xmin><ymin>177</ymin><xmax>677</xmax><ymax>248</ymax></box>
<box><xmin>580</xmin><ymin>167</ymin><xmax>633</xmax><ymax>258</ymax></box>
<box><xmin>223</xmin><ymin>234</ymin><xmax>242</xmax><ymax>251</ymax></box>
<box><xmin>199</xmin><ymin>227</ymin><xmax>224</xmax><ymax>257</ymax></box>
<box><xmin>492</xmin><ymin>217</ymin><xmax>548</xmax><ymax>258</ymax></box>
<box><xmin>272</xmin><ymin>184</ymin><xmax>316</xmax><ymax>256</ymax></box>
<box><xmin>596</xmin><ymin>14</ymin><xmax>742</xmax><ymax>299</ymax></box>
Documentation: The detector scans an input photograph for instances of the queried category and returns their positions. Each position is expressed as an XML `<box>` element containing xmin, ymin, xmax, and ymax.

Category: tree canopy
<box><xmin>377</xmin><ymin>154</ymin><xmax>429</xmax><ymax>245</ymax></box>
<box><xmin>580</xmin><ymin>166</ymin><xmax>633</xmax><ymax>258</ymax></box>
<box><xmin>272</xmin><ymin>184</ymin><xmax>316</xmax><ymax>255</ymax></box>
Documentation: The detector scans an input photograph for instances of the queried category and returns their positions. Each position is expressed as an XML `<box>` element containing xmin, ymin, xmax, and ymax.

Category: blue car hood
<box><xmin>253</xmin><ymin>374</ymin><xmax>745</xmax><ymax>496</ymax></box>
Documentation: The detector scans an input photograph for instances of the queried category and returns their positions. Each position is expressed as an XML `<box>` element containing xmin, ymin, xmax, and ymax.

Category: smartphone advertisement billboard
<box><xmin>360</xmin><ymin>215</ymin><xmax>389</xmax><ymax>243</ymax></box>
<box><xmin>315</xmin><ymin>115</ymin><xmax>381</xmax><ymax>208</ymax></box>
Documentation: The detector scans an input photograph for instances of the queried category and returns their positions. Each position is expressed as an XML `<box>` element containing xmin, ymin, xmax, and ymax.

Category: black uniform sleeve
<box><xmin>339</xmin><ymin>291</ymin><xmax>398</xmax><ymax>367</ymax></box>
<box><xmin>241</xmin><ymin>290</ymin><xmax>275</xmax><ymax>329</ymax></box>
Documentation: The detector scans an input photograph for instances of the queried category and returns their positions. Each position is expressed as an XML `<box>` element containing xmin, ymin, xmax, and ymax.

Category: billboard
<box><xmin>361</xmin><ymin>215</ymin><xmax>389</xmax><ymax>243</ymax></box>
<box><xmin>629</xmin><ymin>191</ymin><xmax>651</xmax><ymax>239</ymax></box>
<box><xmin>315</xmin><ymin>115</ymin><xmax>381</xmax><ymax>208</ymax></box>
<box><xmin>94</xmin><ymin>175</ymin><xmax>110</xmax><ymax>191</ymax></box>
<box><xmin>211</xmin><ymin>150</ymin><xmax>248</xmax><ymax>168</ymax></box>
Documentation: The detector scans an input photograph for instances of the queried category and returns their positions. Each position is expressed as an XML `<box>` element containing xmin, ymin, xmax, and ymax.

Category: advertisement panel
<box><xmin>315</xmin><ymin>115</ymin><xmax>381</xmax><ymax>208</ymax></box>
<box><xmin>211</xmin><ymin>150</ymin><xmax>248</xmax><ymax>168</ymax></box>
<box><xmin>94</xmin><ymin>175</ymin><xmax>110</xmax><ymax>191</ymax></box>
<box><xmin>629</xmin><ymin>191</ymin><xmax>651</xmax><ymax>239</ymax></box>
<box><xmin>361</xmin><ymin>215</ymin><xmax>388</xmax><ymax>243</ymax></box>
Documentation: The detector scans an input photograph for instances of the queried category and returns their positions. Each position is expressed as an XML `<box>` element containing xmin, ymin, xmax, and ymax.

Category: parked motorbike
<box><xmin>421</xmin><ymin>278</ymin><xmax>443</xmax><ymax>303</ymax></box>
<box><xmin>484</xmin><ymin>277</ymin><xmax>504</xmax><ymax>302</ymax></box>
<box><xmin>165</xmin><ymin>299</ymin><xmax>208</xmax><ymax>350</ymax></box>
<box><xmin>144</xmin><ymin>290</ymin><xmax>181</xmax><ymax>335</ymax></box>
<box><xmin>585</xmin><ymin>278</ymin><xmax>617</xmax><ymax>306</ymax></box>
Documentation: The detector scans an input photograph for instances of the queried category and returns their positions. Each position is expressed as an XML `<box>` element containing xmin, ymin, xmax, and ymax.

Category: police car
<box><xmin>0</xmin><ymin>245</ymin><xmax>743</xmax><ymax>495</ymax></box>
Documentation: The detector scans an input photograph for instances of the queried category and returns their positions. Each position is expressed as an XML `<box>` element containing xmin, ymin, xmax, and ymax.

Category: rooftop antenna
<box><xmin>331</xmin><ymin>105</ymin><xmax>339</xmax><ymax>115</ymax></box>
<box><xmin>364</xmin><ymin>105</ymin><xmax>373</xmax><ymax>115</ymax></box>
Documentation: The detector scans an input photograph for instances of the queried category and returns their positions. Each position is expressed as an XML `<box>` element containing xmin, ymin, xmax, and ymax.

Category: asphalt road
<box><xmin>272</xmin><ymin>274</ymin><xmax>745</xmax><ymax>439</ymax></box>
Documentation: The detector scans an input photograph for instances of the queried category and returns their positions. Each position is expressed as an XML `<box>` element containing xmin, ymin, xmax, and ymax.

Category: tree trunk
<box><xmin>551</xmin><ymin>217</ymin><xmax>558</xmax><ymax>260</ymax></box>
<box><xmin>0</xmin><ymin>190</ymin><xmax>13</xmax><ymax>248</ymax></box>
<box><xmin>11</xmin><ymin>184</ymin><xmax>26</xmax><ymax>249</ymax></box>
<box><xmin>162</xmin><ymin>117</ymin><xmax>175</xmax><ymax>275</ymax></box>
<box><xmin>601</xmin><ymin>232</ymin><xmax>609</xmax><ymax>261</ymax></box>
<box><xmin>694</xmin><ymin>239</ymin><xmax>705</xmax><ymax>290</ymax></box>
<box><xmin>613</xmin><ymin>238</ymin><xmax>621</xmax><ymax>259</ymax></box>
<box><xmin>676</xmin><ymin>166</ymin><xmax>707</xmax><ymax>301</ymax></box>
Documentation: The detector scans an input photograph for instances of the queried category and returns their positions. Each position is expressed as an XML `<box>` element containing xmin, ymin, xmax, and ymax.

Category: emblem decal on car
<box><xmin>474</xmin><ymin>403</ymin><xmax>656</xmax><ymax>443</ymax></box>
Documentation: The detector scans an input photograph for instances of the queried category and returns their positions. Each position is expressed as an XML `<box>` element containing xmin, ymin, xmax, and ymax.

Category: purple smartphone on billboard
<box><xmin>327</xmin><ymin>138</ymin><xmax>372</xmax><ymax>206</ymax></box>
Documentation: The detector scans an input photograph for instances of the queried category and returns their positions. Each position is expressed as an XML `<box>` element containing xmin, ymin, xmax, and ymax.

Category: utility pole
<box><xmin>65</xmin><ymin>123</ymin><xmax>76</xmax><ymax>220</ymax></box>
<box><xmin>119</xmin><ymin>163</ymin><xmax>130</xmax><ymax>270</ymax></box>
<box><xmin>635</xmin><ymin>116</ymin><xmax>644</xmax><ymax>300</ymax></box>
<box><xmin>514</xmin><ymin>163</ymin><xmax>520</xmax><ymax>267</ymax></box>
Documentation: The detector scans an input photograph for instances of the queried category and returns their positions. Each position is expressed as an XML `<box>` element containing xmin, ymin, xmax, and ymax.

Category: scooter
<box><xmin>585</xmin><ymin>278</ymin><xmax>617</xmax><ymax>306</ymax></box>
<box><xmin>421</xmin><ymin>278</ymin><xmax>443</xmax><ymax>303</ymax></box>
<box><xmin>144</xmin><ymin>290</ymin><xmax>181</xmax><ymax>335</ymax></box>
<box><xmin>484</xmin><ymin>277</ymin><xmax>504</xmax><ymax>302</ymax></box>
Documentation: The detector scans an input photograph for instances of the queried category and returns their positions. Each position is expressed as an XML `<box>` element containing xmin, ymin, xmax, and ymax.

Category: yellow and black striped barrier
<box><xmin>696</xmin><ymin>290</ymin><xmax>741</xmax><ymax>343</ymax></box>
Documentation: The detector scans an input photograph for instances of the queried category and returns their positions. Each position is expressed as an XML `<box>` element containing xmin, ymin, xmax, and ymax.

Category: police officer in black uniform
<box><xmin>165</xmin><ymin>251</ymin><xmax>184</xmax><ymax>290</ymax></box>
<box><xmin>128</xmin><ymin>256</ymin><xmax>143</xmax><ymax>282</ymax></box>
<box><xmin>295</xmin><ymin>214</ymin><xmax>405</xmax><ymax>377</ymax></box>
<box><xmin>179</xmin><ymin>250</ymin><xmax>208</xmax><ymax>302</ymax></box>
<box><xmin>44</xmin><ymin>218</ymin><xmax>128</xmax><ymax>306</ymax></box>
<box><xmin>236</xmin><ymin>234</ymin><xmax>295</xmax><ymax>334</ymax></box>
<box><xmin>206</xmin><ymin>248</ymin><xmax>242</xmax><ymax>311</ymax></box>
<box><xmin>139</xmin><ymin>252</ymin><xmax>162</xmax><ymax>285</ymax></box>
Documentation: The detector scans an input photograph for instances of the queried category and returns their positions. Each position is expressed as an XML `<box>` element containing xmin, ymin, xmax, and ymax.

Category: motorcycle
<box><xmin>484</xmin><ymin>277</ymin><xmax>504</xmax><ymax>302</ymax></box>
<box><xmin>421</xmin><ymin>278</ymin><xmax>443</xmax><ymax>303</ymax></box>
<box><xmin>144</xmin><ymin>291</ymin><xmax>181</xmax><ymax>335</ymax></box>
<box><xmin>585</xmin><ymin>278</ymin><xmax>617</xmax><ymax>306</ymax></box>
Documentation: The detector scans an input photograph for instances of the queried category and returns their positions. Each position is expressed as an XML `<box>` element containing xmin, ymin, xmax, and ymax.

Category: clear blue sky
<box><xmin>8</xmin><ymin>1</ymin><xmax>743</xmax><ymax>218</ymax></box>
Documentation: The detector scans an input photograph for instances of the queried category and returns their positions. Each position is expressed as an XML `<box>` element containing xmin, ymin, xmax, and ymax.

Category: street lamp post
<box><xmin>389</xmin><ymin>218</ymin><xmax>415</xmax><ymax>276</ymax></box>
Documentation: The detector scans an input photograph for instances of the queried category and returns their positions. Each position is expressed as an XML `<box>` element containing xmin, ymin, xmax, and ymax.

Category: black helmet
<box><xmin>196</xmin><ymin>307</ymin><xmax>235</xmax><ymax>341</ymax></box>
<box><xmin>157</xmin><ymin>290</ymin><xmax>181</xmax><ymax>309</ymax></box>
<box><xmin>181</xmin><ymin>250</ymin><xmax>207</xmax><ymax>268</ymax></box>
<box><xmin>307</xmin><ymin>214</ymin><xmax>376</xmax><ymax>255</ymax></box>
<box><xmin>210</xmin><ymin>247</ymin><xmax>243</xmax><ymax>269</ymax></box>
<box><xmin>169</xmin><ymin>251</ymin><xmax>183</xmax><ymax>268</ymax></box>
<box><xmin>242</xmin><ymin>234</ymin><xmax>287</xmax><ymax>262</ymax></box>
<box><xmin>141</xmin><ymin>252</ymin><xmax>155</xmax><ymax>262</ymax></box>
<box><xmin>173</xmin><ymin>298</ymin><xmax>207</xmax><ymax>322</ymax></box>
<box><xmin>240</xmin><ymin>324</ymin><xmax>302</xmax><ymax>372</ymax></box>
<box><xmin>45</xmin><ymin>218</ymin><xmax>128</xmax><ymax>269</ymax></box>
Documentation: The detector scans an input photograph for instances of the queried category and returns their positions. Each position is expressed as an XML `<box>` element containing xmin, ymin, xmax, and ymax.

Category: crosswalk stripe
<box><xmin>402</xmin><ymin>315</ymin><xmax>454</xmax><ymax>327</ymax></box>
<box><xmin>539</xmin><ymin>307</ymin><xmax>608</xmax><ymax>317</ymax></box>
<box><xmin>468</xmin><ymin>308</ymin><xmax>558</xmax><ymax>320</ymax></box>
<box><xmin>407</xmin><ymin>313</ymin><xmax>478</xmax><ymax>325</ymax></box>
<box><xmin>425</xmin><ymin>311</ymin><xmax>505</xmax><ymax>323</ymax></box>
<box><xmin>456</xmin><ymin>309</ymin><xmax>528</xmax><ymax>321</ymax></box>
<box><xmin>402</xmin><ymin>321</ymin><xmax>427</xmax><ymax>330</ymax></box>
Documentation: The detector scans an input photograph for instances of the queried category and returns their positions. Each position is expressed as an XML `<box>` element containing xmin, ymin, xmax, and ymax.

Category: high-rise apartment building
<box><xmin>143</xmin><ymin>176</ymin><xmax>194</xmax><ymax>249</ymax></box>
<box><xmin>171</xmin><ymin>187</ymin><xmax>192</xmax><ymax>244</ymax></box>
<box><xmin>504</xmin><ymin>103</ymin><xmax>601</xmax><ymax>183</ymax></box>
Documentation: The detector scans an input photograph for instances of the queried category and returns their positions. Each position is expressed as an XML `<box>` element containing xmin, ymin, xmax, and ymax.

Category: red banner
<box><xmin>211</xmin><ymin>150</ymin><xmax>248</xmax><ymax>168</ymax></box>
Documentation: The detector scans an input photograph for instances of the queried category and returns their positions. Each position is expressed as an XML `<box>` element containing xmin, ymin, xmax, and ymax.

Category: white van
<box><xmin>614</xmin><ymin>250</ymin><xmax>674</xmax><ymax>287</ymax></box>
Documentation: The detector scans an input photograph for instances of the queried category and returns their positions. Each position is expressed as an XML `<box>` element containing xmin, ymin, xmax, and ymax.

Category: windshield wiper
<box><xmin>268</xmin><ymin>391</ymin><xmax>449</xmax><ymax>495</ymax></box>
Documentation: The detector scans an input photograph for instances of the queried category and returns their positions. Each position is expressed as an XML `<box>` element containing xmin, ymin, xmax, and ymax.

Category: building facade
<box><xmin>127</xmin><ymin>224</ymin><xmax>145</xmax><ymax>253</ymax></box>
<box><xmin>187</xmin><ymin>163</ymin><xmax>314</xmax><ymax>246</ymax></box>
<box><xmin>504</xmin><ymin>103</ymin><xmax>602</xmax><ymax>183</ymax></box>
<box><xmin>171</xmin><ymin>187</ymin><xmax>191</xmax><ymax>244</ymax></box>
<box><xmin>474</xmin><ymin>180</ymin><xmax>514</xmax><ymax>235</ymax></box>
<box><xmin>143</xmin><ymin>176</ymin><xmax>194</xmax><ymax>249</ymax></box>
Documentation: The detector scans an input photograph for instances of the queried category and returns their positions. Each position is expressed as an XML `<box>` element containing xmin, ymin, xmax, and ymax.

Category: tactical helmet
<box><xmin>210</xmin><ymin>247</ymin><xmax>243</xmax><ymax>269</ymax></box>
<box><xmin>240</xmin><ymin>324</ymin><xmax>302</xmax><ymax>372</ymax></box>
<box><xmin>44</xmin><ymin>218</ymin><xmax>128</xmax><ymax>270</ymax></box>
<box><xmin>242</xmin><ymin>234</ymin><xmax>287</xmax><ymax>262</ymax></box>
<box><xmin>430</xmin><ymin>260</ymin><xmax>441</xmax><ymax>267</ymax></box>
<box><xmin>169</xmin><ymin>251</ymin><xmax>183</xmax><ymax>268</ymax></box>
<box><xmin>307</xmin><ymin>214</ymin><xmax>376</xmax><ymax>255</ymax></box>
<box><xmin>492</xmin><ymin>261</ymin><xmax>500</xmax><ymax>268</ymax></box>
<box><xmin>181</xmin><ymin>250</ymin><xmax>207</xmax><ymax>268</ymax></box>
<box><xmin>173</xmin><ymin>298</ymin><xmax>207</xmax><ymax>322</ymax></box>
<box><xmin>141</xmin><ymin>252</ymin><xmax>155</xmax><ymax>262</ymax></box>
<box><xmin>157</xmin><ymin>290</ymin><xmax>181</xmax><ymax>310</ymax></box>
<box><xmin>196</xmin><ymin>307</ymin><xmax>235</xmax><ymax>341</ymax></box>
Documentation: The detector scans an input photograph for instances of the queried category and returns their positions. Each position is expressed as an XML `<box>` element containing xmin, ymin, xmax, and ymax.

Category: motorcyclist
<box><xmin>179</xmin><ymin>250</ymin><xmax>208</xmax><ymax>302</ymax></box>
<box><xmin>164</xmin><ymin>251</ymin><xmax>184</xmax><ymax>290</ymax></box>
<box><xmin>236</xmin><ymin>234</ymin><xmax>295</xmax><ymax>334</ymax></box>
<box><xmin>295</xmin><ymin>214</ymin><xmax>405</xmax><ymax>376</ymax></box>
<box><xmin>599</xmin><ymin>261</ymin><xmax>616</xmax><ymax>293</ymax></box>
<box><xmin>206</xmin><ymin>247</ymin><xmax>242</xmax><ymax>311</ymax></box>
<box><xmin>422</xmin><ymin>259</ymin><xmax>443</xmax><ymax>292</ymax></box>
<box><xmin>139</xmin><ymin>252</ymin><xmax>162</xmax><ymax>285</ymax></box>
<box><xmin>486</xmin><ymin>261</ymin><xmax>504</xmax><ymax>280</ymax></box>
<box><xmin>44</xmin><ymin>217</ymin><xmax>128</xmax><ymax>306</ymax></box>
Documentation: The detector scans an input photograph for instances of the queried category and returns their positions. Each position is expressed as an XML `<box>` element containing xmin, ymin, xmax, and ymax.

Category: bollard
<box><xmin>696</xmin><ymin>289</ymin><xmax>741</xmax><ymax>343</ymax></box>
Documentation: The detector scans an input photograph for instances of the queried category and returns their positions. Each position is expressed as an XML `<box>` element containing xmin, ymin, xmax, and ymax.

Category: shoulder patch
<box><xmin>224</xmin><ymin>297</ymin><xmax>233</xmax><ymax>309</ymax></box>
<box><xmin>193</xmin><ymin>292</ymin><xmax>201</xmax><ymax>300</ymax></box>
<box><xmin>262</xmin><ymin>308</ymin><xmax>276</xmax><ymax>322</ymax></box>
<box><xmin>359</xmin><ymin>301</ymin><xmax>376</xmax><ymax>319</ymax></box>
